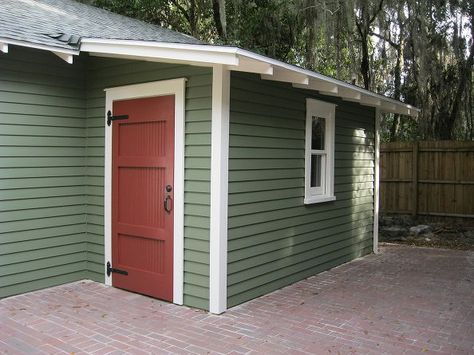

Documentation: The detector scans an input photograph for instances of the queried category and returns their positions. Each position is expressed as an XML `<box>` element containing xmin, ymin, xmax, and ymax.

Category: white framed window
<box><xmin>304</xmin><ymin>99</ymin><xmax>336</xmax><ymax>204</ymax></box>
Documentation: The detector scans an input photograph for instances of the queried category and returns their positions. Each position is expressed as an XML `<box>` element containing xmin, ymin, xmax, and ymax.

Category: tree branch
<box><xmin>369</xmin><ymin>0</ymin><xmax>384</xmax><ymax>25</ymax></box>
<box><xmin>369</xmin><ymin>30</ymin><xmax>399</xmax><ymax>49</ymax></box>
<box><xmin>169</xmin><ymin>0</ymin><xmax>190</xmax><ymax>24</ymax></box>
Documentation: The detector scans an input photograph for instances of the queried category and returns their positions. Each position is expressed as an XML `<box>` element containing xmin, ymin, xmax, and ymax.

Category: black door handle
<box><xmin>164</xmin><ymin>195</ymin><xmax>172</xmax><ymax>214</ymax></box>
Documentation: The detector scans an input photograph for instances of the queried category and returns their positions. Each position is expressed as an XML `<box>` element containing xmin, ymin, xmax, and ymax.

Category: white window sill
<box><xmin>304</xmin><ymin>195</ymin><xmax>336</xmax><ymax>204</ymax></box>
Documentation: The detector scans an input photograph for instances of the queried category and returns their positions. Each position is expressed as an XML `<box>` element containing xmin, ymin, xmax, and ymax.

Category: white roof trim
<box><xmin>87</xmin><ymin>51</ymin><xmax>217</xmax><ymax>68</ymax></box>
<box><xmin>294</xmin><ymin>79</ymin><xmax>339</xmax><ymax>94</ymax></box>
<box><xmin>0</xmin><ymin>42</ymin><xmax>8</xmax><ymax>53</ymax></box>
<box><xmin>3</xmin><ymin>37</ymin><xmax>419</xmax><ymax>116</ymax></box>
<box><xmin>228</xmin><ymin>56</ymin><xmax>273</xmax><ymax>75</ymax></box>
<box><xmin>0</xmin><ymin>38</ymin><xmax>78</xmax><ymax>64</ymax></box>
<box><xmin>261</xmin><ymin>67</ymin><xmax>309</xmax><ymax>85</ymax></box>
<box><xmin>53</xmin><ymin>51</ymin><xmax>74</xmax><ymax>64</ymax></box>
<box><xmin>80</xmin><ymin>38</ymin><xmax>239</xmax><ymax>66</ymax></box>
<box><xmin>235</xmin><ymin>48</ymin><xmax>419</xmax><ymax>115</ymax></box>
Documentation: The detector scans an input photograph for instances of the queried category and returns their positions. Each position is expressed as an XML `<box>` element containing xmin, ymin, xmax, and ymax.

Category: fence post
<box><xmin>412</xmin><ymin>141</ymin><xmax>419</xmax><ymax>216</ymax></box>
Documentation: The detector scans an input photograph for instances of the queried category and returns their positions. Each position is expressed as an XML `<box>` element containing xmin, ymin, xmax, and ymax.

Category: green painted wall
<box><xmin>1</xmin><ymin>45</ymin><xmax>373</xmax><ymax>310</ymax></box>
<box><xmin>84</xmin><ymin>57</ymin><xmax>212</xmax><ymax>310</ymax></box>
<box><xmin>0</xmin><ymin>47</ymin><xmax>212</xmax><ymax>310</ymax></box>
<box><xmin>227</xmin><ymin>72</ymin><xmax>375</xmax><ymax>307</ymax></box>
<box><xmin>0</xmin><ymin>47</ymin><xmax>88</xmax><ymax>298</ymax></box>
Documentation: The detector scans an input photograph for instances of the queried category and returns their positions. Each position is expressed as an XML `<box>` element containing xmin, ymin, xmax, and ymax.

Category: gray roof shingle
<box><xmin>0</xmin><ymin>0</ymin><xmax>203</xmax><ymax>50</ymax></box>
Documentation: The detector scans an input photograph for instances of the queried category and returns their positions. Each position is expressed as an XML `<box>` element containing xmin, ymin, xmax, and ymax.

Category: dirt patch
<box><xmin>379</xmin><ymin>215</ymin><xmax>474</xmax><ymax>250</ymax></box>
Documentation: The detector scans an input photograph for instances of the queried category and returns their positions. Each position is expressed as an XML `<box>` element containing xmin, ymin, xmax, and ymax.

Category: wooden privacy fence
<box><xmin>380</xmin><ymin>141</ymin><xmax>474</xmax><ymax>218</ymax></box>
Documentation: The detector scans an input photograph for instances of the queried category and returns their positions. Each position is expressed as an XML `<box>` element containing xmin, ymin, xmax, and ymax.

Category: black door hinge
<box><xmin>107</xmin><ymin>110</ymin><xmax>129</xmax><ymax>126</ymax></box>
<box><xmin>106</xmin><ymin>261</ymin><xmax>128</xmax><ymax>276</ymax></box>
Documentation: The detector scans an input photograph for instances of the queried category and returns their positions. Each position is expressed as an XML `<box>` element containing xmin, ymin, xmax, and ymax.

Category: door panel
<box><xmin>111</xmin><ymin>95</ymin><xmax>174</xmax><ymax>302</ymax></box>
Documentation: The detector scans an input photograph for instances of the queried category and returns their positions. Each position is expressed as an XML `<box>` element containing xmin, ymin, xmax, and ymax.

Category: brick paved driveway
<box><xmin>1</xmin><ymin>244</ymin><xmax>473</xmax><ymax>354</ymax></box>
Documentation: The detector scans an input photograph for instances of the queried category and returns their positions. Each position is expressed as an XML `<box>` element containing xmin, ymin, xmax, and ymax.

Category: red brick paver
<box><xmin>1</xmin><ymin>244</ymin><xmax>473</xmax><ymax>354</ymax></box>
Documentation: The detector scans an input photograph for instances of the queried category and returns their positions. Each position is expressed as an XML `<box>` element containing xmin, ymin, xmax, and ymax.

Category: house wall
<box><xmin>0</xmin><ymin>47</ymin><xmax>212</xmax><ymax>310</ymax></box>
<box><xmin>227</xmin><ymin>72</ymin><xmax>375</xmax><ymax>307</ymax></box>
<box><xmin>84</xmin><ymin>57</ymin><xmax>212</xmax><ymax>310</ymax></box>
<box><xmin>0</xmin><ymin>47</ymin><xmax>88</xmax><ymax>298</ymax></box>
<box><xmin>1</xmin><ymin>46</ymin><xmax>374</xmax><ymax>310</ymax></box>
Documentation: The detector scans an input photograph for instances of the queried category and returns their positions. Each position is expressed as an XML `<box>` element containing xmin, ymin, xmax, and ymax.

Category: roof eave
<box><xmin>1</xmin><ymin>37</ymin><xmax>419</xmax><ymax>117</ymax></box>
<box><xmin>80</xmin><ymin>38</ymin><xmax>240</xmax><ymax>66</ymax></box>
<box><xmin>234</xmin><ymin>48</ymin><xmax>419</xmax><ymax>117</ymax></box>
<box><xmin>80</xmin><ymin>38</ymin><xmax>419</xmax><ymax>117</ymax></box>
<box><xmin>0</xmin><ymin>37</ymin><xmax>78</xmax><ymax>64</ymax></box>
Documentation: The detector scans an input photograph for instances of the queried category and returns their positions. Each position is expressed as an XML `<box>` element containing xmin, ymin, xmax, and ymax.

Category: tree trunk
<box><xmin>212</xmin><ymin>0</ymin><xmax>226</xmax><ymax>39</ymax></box>
<box><xmin>189</xmin><ymin>0</ymin><xmax>197</xmax><ymax>38</ymax></box>
<box><xmin>356</xmin><ymin>0</ymin><xmax>384</xmax><ymax>90</ymax></box>
<box><xmin>442</xmin><ymin>20</ymin><xmax>474</xmax><ymax>140</ymax></box>
<box><xmin>389</xmin><ymin>46</ymin><xmax>402</xmax><ymax>140</ymax></box>
<box><xmin>305</xmin><ymin>25</ymin><xmax>315</xmax><ymax>70</ymax></box>
<box><xmin>361</xmin><ymin>39</ymin><xmax>370</xmax><ymax>89</ymax></box>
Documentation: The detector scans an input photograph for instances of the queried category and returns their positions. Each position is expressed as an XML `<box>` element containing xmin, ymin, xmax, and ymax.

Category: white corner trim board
<box><xmin>103</xmin><ymin>78</ymin><xmax>186</xmax><ymax>305</ymax></box>
<box><xmin>209</xmin><ymin>65</ymin><xmax>230</xmax><ymax>314</ymax></box>
<box><xmin>373</xmin><ymin>108</ymin><xmax>381</xmax><ymax>254</ymax></box>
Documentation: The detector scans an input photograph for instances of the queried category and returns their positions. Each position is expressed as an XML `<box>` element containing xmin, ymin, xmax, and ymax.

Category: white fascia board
<box><xmin>79</xmin><ymin>39</ymin><xmax>418</xmax><ymax>116</ymax></box>
<box><xmin>88</xmin><ymin>52</ymin><xmax>215</xmax><ymax>68</ymax></box>
<box><xmin>236</xmin><ymin>48</ymin><xmax>420</xmax><ymax>115</ymax></box>
<box><xmin>0</xmin><ymin>36</ymin><xmax>418</xmax><ymax>115</ymax></box>
<box><xmin>381</xmin><ymin>101</ymin><xmax>397</xmax><ymax>111</ymax></box>
<box><xmin>229</xmin><ymin>55</ymin><xmax>273</xmax><ymax>75</ymax></box>
<box><xmin>53</xmin><ymin>51</ymin><xmax>74</xmax><ymax>64</ymax></box>
<box><xmin>338</xmin><ymin>86</ymin><xmax>362</xmax><ymax>100</ymax></box>
<box><xmin>379</xmin><ymin>102</ymin><xmax>418</xmax><ymax>117</ymax></box>
<box><xmin>80</xmin><ymin>38</ymin><xmax>239</xmax><ymax>66</ymax></box>
<box><xmin>293</xmin><ymin>78</ymin><xmax>338</xmax><ymax>93</ymax></box>
<box><xmin>83</xmin><ymin>38</ymin><xmax>238</xmax><ymax>54</ymax></box>
<box><xmin>0</xmin><ymin>37</ymin><xmax>78</xmax><ymax>58</ymax></box>
<box><xmin>319</xmin><ymin>86</ymin><xmax>362</xmax><ymax>100</ymax></box>
<box><xmin>0</xmin><ymin>42</ymin><xmax>8</xmax><ymax>53</ymax></box>
<box><xmin>360</xmin><ymin>95</ymin><xmax>382</xmax><ymax>107</ymax></box>
<box><xmin>399</xmin><ymin>106</ymin><xmax>416</xmax><ymax>117</ymax></box>
<box><xmin>261</xmin><ymin>67</ymin><xmax>309</xmax><ymax>84</ymax></box>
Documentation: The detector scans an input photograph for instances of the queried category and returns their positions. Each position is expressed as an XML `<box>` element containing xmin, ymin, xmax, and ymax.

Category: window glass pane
<box><xmin>312</xmin><ymin>116</ymin><xmax>325</xmax><ymax>150</ymax></box>
<box><xmin>310</xmin><ymin>154</ymin><xmax>322</xmax><ymax>187</ymax></box>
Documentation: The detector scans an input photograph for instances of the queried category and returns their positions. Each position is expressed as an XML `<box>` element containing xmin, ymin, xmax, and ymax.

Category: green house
<box><xmin>0</xmin><ymin>0</ymin><xmax>418</xmax><ymax>314</ymax></box>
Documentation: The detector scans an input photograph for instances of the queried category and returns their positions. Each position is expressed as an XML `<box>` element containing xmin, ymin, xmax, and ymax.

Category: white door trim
<box><xmin>209</xmin><ymin>65</ymin><xmax>230</xmax><ymax>314</ymax></box>
<box><xmin>103</xmin><ymin>78</ymin><xmax>186</xmax><ymax>305</ymax></box>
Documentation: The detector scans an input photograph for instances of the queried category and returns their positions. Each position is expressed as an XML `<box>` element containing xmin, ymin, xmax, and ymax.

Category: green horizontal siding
<box><xmin>0</xmin><ymin>47</ymin><xmax>87</xmax><ymax>298</ymax></box>
<box><xmin>1</xmin><ymin>47</ymin><xmax>212</xmax><ymax>309</ymax></box>
<box><xmin>227</xmin><ymin>72</ymin><xmax>375</xmax><ymax>307</ymax></box>
<box><xmin>85</xmin><ymin>57</ymin><xmax>212</xmax><ymax>310</ymax></box>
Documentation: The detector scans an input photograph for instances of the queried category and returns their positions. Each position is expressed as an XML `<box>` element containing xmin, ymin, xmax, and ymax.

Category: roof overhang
<box><xmin>0</xmin><ymin>37</ymin><xmax>77</xmax><ymax>64</ymax></box>
<box><xmin>1</xmin><ymin>37</ymin><xmax>419</xmax><ymax>117</ymax></box>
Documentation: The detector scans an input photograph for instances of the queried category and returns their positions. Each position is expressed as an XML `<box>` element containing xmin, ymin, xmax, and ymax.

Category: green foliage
<box><xmin>225</xmin><ymin>0</ymin><xmax>300</xmax><ymax>60</ymax></box>
<box><xmin>89</xmin><ymin>0</ymin><xmax>473</xmax><ymax>141</ymax></box>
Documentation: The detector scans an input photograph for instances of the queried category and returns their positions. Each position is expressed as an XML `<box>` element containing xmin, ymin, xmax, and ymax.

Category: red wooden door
<box><xmin>111</xmin><ymin>95</ymin><xmax>174</xmax><ymax>302</ymax></box>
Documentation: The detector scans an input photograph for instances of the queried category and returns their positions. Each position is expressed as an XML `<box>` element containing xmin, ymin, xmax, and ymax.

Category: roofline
<box><xmin>0</xmin><ymin>37</ymin><xmax>78</xmax><ymax>63</ymax></box>
<box><xmin>80</xmin><ymin>38</ymin><xmax>419</xmax><ymax>117</ymax></box>
<box><xmin>1</xmin><ymin>36</ymin><xmax>419</xmax><ymax>116</ymax></box>
<box><xmin>234</xmin><ymin>47</ymin><xmax>420</xmax><ymax>113</ymax></box>
<box><xmin>80</xmin><ymin>38</ymin><xmax>239</xmax><ymax>66</ymax></box>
